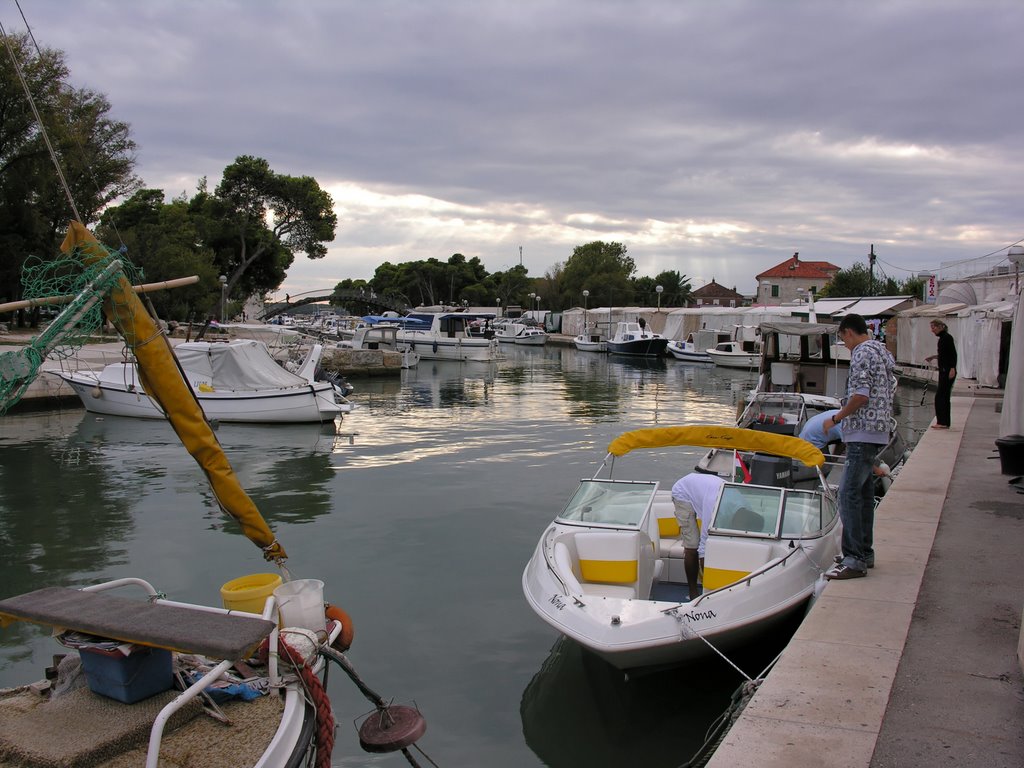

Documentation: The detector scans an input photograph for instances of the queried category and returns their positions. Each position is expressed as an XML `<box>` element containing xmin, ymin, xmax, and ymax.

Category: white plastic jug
<box><xmin>274</xmin><ymin>578</ymin><xmax>326</xmax><ymax>634</ymax></box>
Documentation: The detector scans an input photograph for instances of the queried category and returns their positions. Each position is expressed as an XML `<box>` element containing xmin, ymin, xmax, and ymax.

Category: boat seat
<box><xmin>652</xmin><ymin>499</ymin><xmax>687</xmax><ymax>559</ymax></box>
<box><xmin>703</xmin><ymin>538</ymin><xmax>775</xmax><ymax>591</ymax></box>
<box><xmin>0</xmin><ymin>586</ymin><xmax>276</xmax><ymax>660</ymax></box>
<box><xmin>574</xmin><ymin>531</ymin><xmax>641</xmax><ymax>599</ymax></box>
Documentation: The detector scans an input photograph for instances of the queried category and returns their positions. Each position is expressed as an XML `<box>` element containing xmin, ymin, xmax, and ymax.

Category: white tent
<box><xmin>894</xmin><ymin>301</ymin><xmax>1011</xmax><ymax>387</ymax></box>
<box><xmin>999</xmin><ymin>294</ymin><xmax>1023</xmax><ymax>437</ymax></box>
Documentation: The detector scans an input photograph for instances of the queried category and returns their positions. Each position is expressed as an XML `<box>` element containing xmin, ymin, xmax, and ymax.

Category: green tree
<box><xmin>0</xmin><ymin>33</ymin><xmax>138</xmax><ymax>324</ymax></box>
<box><xmin>97</xmin><ymin>189</ymin><xmax>218</xmax><ymax>321</ymax></box>
<box><xmin>207</xmin><ymin>155</ymin><xmax>336</xmax><ymax>307</ymax></box>
<box><xmin>818</xmin><ymin>262</ymin><xmax>910</xmax><ymax>298</ymax></box>
<box><xmin>560</xmin><ymin>241</ymin><xmax>635</xmax><ymax>308</ymax></box>
<box><xmin>652</xmin><ymin>270</ymin><xmax>692</xmax><ymax>307</ymax></box>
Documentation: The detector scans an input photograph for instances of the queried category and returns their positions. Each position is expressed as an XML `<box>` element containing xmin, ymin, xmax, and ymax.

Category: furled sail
<box><xmin>61</xmin><ymin>221</ymin><xmax>286</xmax><ymax>560</ymax></box>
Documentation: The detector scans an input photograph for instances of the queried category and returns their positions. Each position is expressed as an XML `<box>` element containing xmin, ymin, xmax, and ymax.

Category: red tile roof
<box><xmin>693</xmin><ymin>279</ymin><xmax>744</xmax><ymax>299</ymax></box>
<box><xmin>756</xmin><ymin>253</ymin><xmax>840</xmax><ymax>280</ymax></box>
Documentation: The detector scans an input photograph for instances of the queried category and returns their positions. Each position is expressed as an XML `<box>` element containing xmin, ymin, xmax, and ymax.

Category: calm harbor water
<box><xmin>0</xmin><ymin>345</ymin><xmax>932</xmax><ymax>767</ymax></box>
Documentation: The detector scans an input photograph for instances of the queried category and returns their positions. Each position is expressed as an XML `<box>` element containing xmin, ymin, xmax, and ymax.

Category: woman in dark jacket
<box><xmin>926</xmin><ymin>320</ymin><xmax>957</xmax><ymax>429</ymax></box>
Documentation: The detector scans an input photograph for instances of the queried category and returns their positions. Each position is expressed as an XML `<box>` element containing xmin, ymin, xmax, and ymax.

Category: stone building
<box><xmin>755</xmin><ymin>253</ymin><xmax>840</xmax><ymax>306</ymax></box>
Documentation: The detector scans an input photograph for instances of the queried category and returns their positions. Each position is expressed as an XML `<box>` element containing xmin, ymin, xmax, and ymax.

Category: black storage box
<box><xmin>995</xmin><ymin>435</ymin><xmax>1024</xmax><ymax>476</ymax></box>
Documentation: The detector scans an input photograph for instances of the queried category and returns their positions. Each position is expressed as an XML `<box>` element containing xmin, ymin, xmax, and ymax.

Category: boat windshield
<box><xmin>558</xmin><ymin>479</ymin><xmax>657</xmax><ymax>528</ymax></box>
<box><xmin>713</xmin><ymin>483</ymin><xmax>836</xmax><ymax>538</ymax></box>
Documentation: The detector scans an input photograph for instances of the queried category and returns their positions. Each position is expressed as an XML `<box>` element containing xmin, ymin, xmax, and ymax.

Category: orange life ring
<box><xmin>324</xmin><ymin>603</ymin><xmax>355</xmax><ymax>652</ymax></box>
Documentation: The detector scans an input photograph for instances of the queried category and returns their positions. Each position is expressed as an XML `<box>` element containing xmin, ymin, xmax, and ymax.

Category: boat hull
<box><xmin>57</xmin><ymin>367</ymin><xmax>345</xmax><ymax>423</ymax></box>
<box><xmin>605</xmin><ymin>338</ymin><xmax>669</xmax><ymax>357</ymax></box>
<box><xmin>396</xmin><ymin>332</ymin><xmax>499</xmax><ymax>361</ymax></box>
<box><xmin>666</xmin><ymin>342</ymin><xmax>712</xmax><ymax>363</ymax></box>
<box><xmin>522</xmin><ymin>529</ymin><xmax>836</xmax><ymax>670</ymax></box>
<box><xmin>706</xmin><ymin>350</ymin><xmax>759</xmax><ymax>368</ymax></box>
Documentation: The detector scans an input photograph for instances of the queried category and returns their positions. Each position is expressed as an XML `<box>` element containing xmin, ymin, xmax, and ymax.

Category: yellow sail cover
<box><xmin>607</xmin><ymin>425</ymin><xmax>825</xmax><ymax>467</ymax></box>
<box><xmin>61</xmin><ymin>222</ymin><xmax>286</xmax><ymax>560</ymax></box>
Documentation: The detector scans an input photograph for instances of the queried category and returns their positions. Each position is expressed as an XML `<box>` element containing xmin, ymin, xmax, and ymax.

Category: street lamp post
<box><xmin>656</xmin><ymin>284</ymin><xmax>664</xmax><ymax>311</ymax></box>
<box><xmin>582</xmin><ymin>289</ymin><xmax>590</xmax><ymax>335</ymax></box>
<box><xmin>496</xmin><ymin>297</ymin><xmax>501</xmax><ymax>318</ymax></box>
<box><xmin>219</xmin><ymin>274</ymin><xmax>228</xmax><ymax>321</ymax></box>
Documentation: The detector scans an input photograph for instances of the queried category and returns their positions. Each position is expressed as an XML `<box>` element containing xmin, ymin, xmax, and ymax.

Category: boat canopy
<box><xmin>758</xmin><ymin>321</ymin><xmax>837</xmax><ymax>336</ymax></box>
<box><xmin>175</xmin><ymin>341</ymin><xmax>310</xmax><ymax>390</ymax></box>
<box><xmin>607</xmin><ymin>425</ymin><xmax>825</xmax><ymax>467</ymax></box>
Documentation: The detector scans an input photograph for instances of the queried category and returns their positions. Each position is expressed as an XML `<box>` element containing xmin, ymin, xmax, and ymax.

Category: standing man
<box><xmin>925</xmin><ymin>319</ymin><xmax>957</xmax><ymax>430</ymax></box>
<box><xmin>671</xmin><ymin>472</ymin><xmax>725</xmax><ymax>599</ymax></box>
<box><xmin>823</xmin><ymin>314</ymin><xmax>895</xmax><ymax>580</ymax></box>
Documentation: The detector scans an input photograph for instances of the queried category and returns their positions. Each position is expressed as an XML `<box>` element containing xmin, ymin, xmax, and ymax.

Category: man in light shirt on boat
<box><xmin>671</xmin><ymin>472</ymin><xmax>725</xmax><ymax>600</ymax></box>
<box><xmin>799</xmin><ymin>409</ymin><xmax>844</xmax><ymax>451</ymax></box>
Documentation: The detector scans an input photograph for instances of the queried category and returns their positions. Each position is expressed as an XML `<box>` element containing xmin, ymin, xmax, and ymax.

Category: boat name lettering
<box><xmin>682</xmin><ymin>609</ymin><xmax>717</xmax><ymax>622</ymax></box>
<box><xmin>549</xmin><ymin>595</ymin><xmax>567</xmax><ymax>611</ymax></box>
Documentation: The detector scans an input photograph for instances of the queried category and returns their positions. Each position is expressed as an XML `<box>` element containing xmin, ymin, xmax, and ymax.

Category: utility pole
<box><xmin>868</xmin><ymin>244</ymin><xmax>876</xmax><ymax>296</ymax></box>
<box><xmin>519</xmin><ymin>246</ymin><xmax>523</xmax><ymax>267</ymax></box>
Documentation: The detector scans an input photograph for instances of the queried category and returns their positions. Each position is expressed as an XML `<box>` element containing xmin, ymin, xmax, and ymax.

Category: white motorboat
<box><xmin>397</xmin><ymin>312</ymin><xmax>500</xmax><ymax>362</ymax></box>
<box><xmin>574</xmin><ymin>330</ymin><xmax>607</xmax><ymax>352</ymax></box>
<box><xmin>53</xmin><ymin>339</ymin><xmax>352</xmax><ymax>423</ymax></box>
<box><xmin>514</xmin><ymin>327</ymin><xmax>549</xmax><ymax>346</ymax></box>
<box><xmin>705</xmin><ymin>340</ymin><xmax>760</xmax><ymax>369</ymax></box>
<box><xmin>666</xmin><ymin>334</ymin><xmax>712</xmax><ymax>363</ymax></box>
<box><xmin>605</xmin><ymin>321</ymin><xmax>669</xmax><ymax>357</ymax></box>
<box><xmin>522</xmin><ymin>425</ymin><xmax>839</xmax><ymax>670</ymax></box>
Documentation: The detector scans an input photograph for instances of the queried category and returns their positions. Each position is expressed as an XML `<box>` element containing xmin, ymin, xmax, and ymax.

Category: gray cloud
<box><xmin>12</xmin><ymin>0</ymin><xmax>1023</xmax><ymax>295</ymax></box>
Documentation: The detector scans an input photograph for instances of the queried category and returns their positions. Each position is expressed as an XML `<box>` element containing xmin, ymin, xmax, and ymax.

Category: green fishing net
<box><xmin>0</xmin><ymin>244</ymin><xmax>144</xmax><ymax>414</ymax></box>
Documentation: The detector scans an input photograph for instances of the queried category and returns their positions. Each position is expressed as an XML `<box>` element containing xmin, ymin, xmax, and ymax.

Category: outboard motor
<box><xmin>748</xmin><ymin>454</ymin><xmax>793</xmax><ymax>488</ymax></box>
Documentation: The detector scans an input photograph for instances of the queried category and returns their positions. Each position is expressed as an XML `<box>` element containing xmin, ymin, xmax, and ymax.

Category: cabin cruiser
<box><xmin>396</xmin><ymin>312</ymin><xmax>500</xmax><ymax>362</ymax></box>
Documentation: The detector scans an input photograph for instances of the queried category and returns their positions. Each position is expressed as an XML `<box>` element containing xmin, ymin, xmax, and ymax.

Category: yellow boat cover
<box><xmin>61</xmin><ymin>222</ymin><xmax>286</xmax><ymax>560</ymax></box>
<box><xmin>607</xmin><ymin>425</ymin><xmax>825</xmax><ymax>467</ymax></box>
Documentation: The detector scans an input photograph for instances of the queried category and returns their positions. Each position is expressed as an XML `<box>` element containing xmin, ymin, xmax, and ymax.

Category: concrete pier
<box><xmin>706</xmin><ymin>394</ymin><xmax>1024</xmax><ymax>768</ymax></box>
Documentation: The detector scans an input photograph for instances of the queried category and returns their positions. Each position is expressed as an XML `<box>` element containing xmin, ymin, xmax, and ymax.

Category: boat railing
<box><xmin>60</xmin><ymin>577</ymin><xmax>342</xmax><ymax>768</ymax></box>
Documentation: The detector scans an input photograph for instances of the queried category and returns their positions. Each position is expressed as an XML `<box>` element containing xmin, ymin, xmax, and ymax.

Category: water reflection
<box><xmin>0</xmin><ymin>413</ymin><xmax>134</xmax><ymax>578</ymax></box>
<box><xmin>67</xmin><ymin>414</ymin><xmax>341</xmax><ymax>533</ymax></box>
<box><xmin>521</xmin><ymin>617</ymin><xmax>804</xmax><ymax>768</ymax></box>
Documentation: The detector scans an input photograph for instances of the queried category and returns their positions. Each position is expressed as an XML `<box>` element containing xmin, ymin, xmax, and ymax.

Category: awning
<box><xmin>830</xmin><ymin>296</ymin><xmax>916</xmax><ymax>317</ymax></box>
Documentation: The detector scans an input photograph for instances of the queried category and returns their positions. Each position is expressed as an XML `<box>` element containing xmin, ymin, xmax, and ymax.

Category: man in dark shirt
<box><xmin>925</xmin><ymin>320</ymin><xmax>957</xmax><ymax>429</ymax></box>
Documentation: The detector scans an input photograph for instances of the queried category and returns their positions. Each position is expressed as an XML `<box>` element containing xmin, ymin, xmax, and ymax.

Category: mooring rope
<box><xmin>279</xmin><ymin>637</ymin><xmax>335</xmax><ymax>768</ymax></box>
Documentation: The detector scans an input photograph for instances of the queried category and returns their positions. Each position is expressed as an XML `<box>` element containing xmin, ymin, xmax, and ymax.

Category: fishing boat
<box><xmin>53</xmin><ymin>339</ymin><xmax>353</xmax><ymax>423</ymax></box>
<box><xmin>513</xmin><ymin>326</ymin><xmax>548</xmax><ymax>346</ymax></box>
<box><xmin>396</xmin><ymin>312</ymin><xmax>500</xmax><ymax>362</ymax></box>
<box><xmin>573</xmin><ymin>329</ymin><xmax>607</xmax><ymax>352</ymax></box>
<box><xmin>666</xmin><ymin>333</ymin><xmax>712</xmax><ymax>363</ymax></box>
<box><xmin>0</xmin><ymin>223</ymin><xmax>427</xmax><ymax>766</ymax></box>
<box><xmin>521</xmin><ymin>425</ymin><xmax>840</xmax><ymax>670</ymax></box>
<box><xmin>605</xmin><ymin>321</ymin><xmax>669</xmax><ymax>357</ymax></box>
<box><xmin>705</xmin><ymin>340</ymin><xmax>760</xmax><ymax>369</ymax></box>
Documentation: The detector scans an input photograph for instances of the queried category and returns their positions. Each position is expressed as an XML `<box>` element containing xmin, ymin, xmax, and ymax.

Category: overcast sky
<box><xmin>9</xmin><ymin>0</ymin><xmax>1023</xmax><ymax>301</ymax></box>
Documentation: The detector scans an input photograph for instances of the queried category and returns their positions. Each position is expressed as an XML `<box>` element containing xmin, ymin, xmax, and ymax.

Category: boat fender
<box><xmin>325</xmin><ymin>602</ymin><xmax>355</xmax><ymax>652</ymax></box>
<box><xmin>90</xmin><ymin>385</ymin><xmax>102</xmax><ymax>399</ymax></box>
<box><xmin>432</xmin><ymin>341</ymin><xmax>438</xmax><ymax>354</ymax></box>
